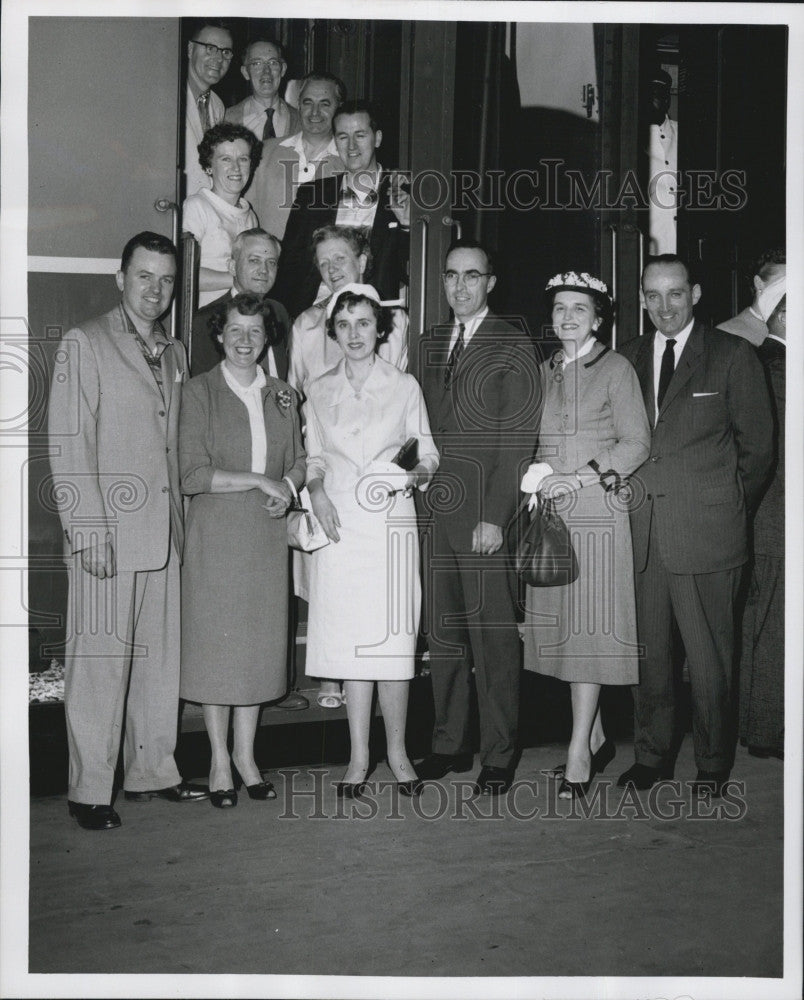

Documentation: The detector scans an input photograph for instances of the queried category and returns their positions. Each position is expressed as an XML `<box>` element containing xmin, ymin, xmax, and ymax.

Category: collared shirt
<box><xmin>335</xmin><ymin>166</ymin><xmax>382</xmax><ymax>230</ymax></box>
<box><xmin>220</xmin><ymin>360</ymin><xmax>268</xmax><ymax>474</ymax></box>
<box><xmin>280</xmin><ymin>131</ymin><xmax>339</xmax><ymax>186</ymax></box>
<box><xmin>122</xmin><ymin>308</ymin><xmax>171</xmax><ymax>399</ymax></box>
<box><xmin>561</xmin><ymin>335</ymin><xmax>598</xmax><ymax>366</ymax></box>
<box><xmin>653</xmin><ymin>318</ymin><xmax>693</xmax><ymax>419</ymax></box>
<box><xmin>447</xmin><ymin>306</ymin><xmax>489</xmax><ymax>353</ymax></box>
<box><xmin>234</xmin><ymin>95</ymin><xmax>293</xmax><ymax>140</ymax></box>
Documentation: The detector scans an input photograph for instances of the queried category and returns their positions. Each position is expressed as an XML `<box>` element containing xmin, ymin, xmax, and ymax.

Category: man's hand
<box><xmin>388</xmin><ymin>172</ymin><xmax>410</xmax><ymax>228</ymax></box>
<box><xmin>79</xmin><ymin>538</ymin><xmax>116</xmax><ymax>579</ymax></box>
<box><xmin>472</xmin><ymin>521</ymin><xmax>503</xmax><ymax>555</ymax></box>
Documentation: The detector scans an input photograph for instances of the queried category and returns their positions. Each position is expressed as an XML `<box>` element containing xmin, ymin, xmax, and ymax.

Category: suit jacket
<box><xmin>185</xmin><ymin>85</ymin><xmax>225</xmax><ymax>197</ymax></box>
<box><xmin>272</xmin><ymin>172</ymin><xmax>408</xmax><ymax>317</ymax></box>
<box><xmin>419</xmin><ymin>314</ymin><xmax>541</xmax><ymax>552</ymax></box>
<box><xmin>247</xmin><ymin>135</ymin><xmax>344</xmax><ymax>241</ymax></box>
<box><xmin>619</xmin><ymin>320</ymin><xmax>773</xmax><ymax>574</ymax></box>
<box><xmin>753</xmin><ymin>337</ymin><xmax>785</xmax><ymax>557</ymax></box>
<box><xmin>190</xmin><ymin>291</ymin><xmax>290</xmax><ymax>379</ymax></box>
<box><xmin>48</xmin><ymin>304</ymin><xmax>186</xmax><ymax>572</ymax></box>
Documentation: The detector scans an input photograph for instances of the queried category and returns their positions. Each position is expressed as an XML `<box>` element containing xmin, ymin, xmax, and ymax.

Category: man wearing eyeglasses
<box><xmin>224</xmin><ymin>38</ymin><xmax>300</xmax><ymax>143</ymax></box>
<box><xmin>417</xmin><ymin>240</ymin><xmax>541</xmax><ymax>796</ymax></box>
<box><xmin>185</xmin><ymin>20</ymin><xmax>234</xmax><ymax>197</ymax></box>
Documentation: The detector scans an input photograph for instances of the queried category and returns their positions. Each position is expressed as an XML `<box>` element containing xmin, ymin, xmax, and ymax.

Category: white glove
<box><xmin>520</xmin><ymin>462</ymin><xmax>554</xmax><ymax>511</ymax></box>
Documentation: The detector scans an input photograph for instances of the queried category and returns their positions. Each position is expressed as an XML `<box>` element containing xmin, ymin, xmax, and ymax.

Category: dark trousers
<box><xmin>633</xmin><ymin>539</ymin><xmax>741</xmax><ymax>773</ymax></box>
<box><xmin>425</xmin><ymin>524</ymin><xmax>521</xmax><ymax>769</ymax></box>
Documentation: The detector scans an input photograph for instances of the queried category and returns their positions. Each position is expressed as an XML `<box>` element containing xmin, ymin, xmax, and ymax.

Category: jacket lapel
<box><xmin>658</xmin><ymin>320</ymin><xmax>706</xmax><ymax>416</ymax></box>
<box><xmin>630</xmin><ymin>332</ymin><xmax>656</xmax><ymax>426</ymax></box>
<box><xmin>110</xmin><ymin>305</ymin><xmax>163</xmax><ymax>396</ymax></box>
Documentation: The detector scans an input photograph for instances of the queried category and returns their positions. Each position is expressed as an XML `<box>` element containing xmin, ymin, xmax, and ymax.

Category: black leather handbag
<box><xmin>509</xmin><ymin>493</ymin><xmax>579</xmax><ymax>587</ymax></box>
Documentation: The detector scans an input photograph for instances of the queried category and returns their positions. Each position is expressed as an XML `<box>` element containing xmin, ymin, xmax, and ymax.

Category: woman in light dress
<box><xmin>304</xmin><ymin>286</ymin><xmax>438</xmax><ymax>796</ymax></box>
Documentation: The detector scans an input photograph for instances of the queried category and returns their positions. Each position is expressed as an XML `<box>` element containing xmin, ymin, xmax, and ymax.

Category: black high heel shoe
<box><xmin>397</xmin><ymin>778</ymin><xmax>424</xmax><ymax>797</ymax></box>
<box><xmin>557</xmin><ymin>777</ymin><xmax>591</xmax><ymax>801</ymax></box>
<box><xmin>233</xmin><ymin>765</ymin><xmax>277</xmax><ymax>801</ymax></box>
<box><xmin>210</xmin><ymin>788</ymin><xmax>237</xmax><ymax>809</ymax></box>
<box><xmin>336</xmin><ymin>780</ymin><xmax>369</xmax><ymax>800</ymax></box>
<box><xmin>546</xmin><ymin>740</ymin><xmax>616</xmax><ymax>781</ymax></box>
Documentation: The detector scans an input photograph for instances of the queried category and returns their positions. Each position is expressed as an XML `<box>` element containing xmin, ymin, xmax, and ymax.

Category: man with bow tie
<box><xmin>617</xmin><ymin>254</ymin><xmax>773</xmax><ymax>797</ymax></box>
<box><xmin>416</xmin><ymin>240</ymin><xmax>541</xmax><ymax>796</ymax></box>
<box><xmin>272</xmin><ymin>99</ymin><xmax>410</xmax><ymax>318</ymax></box>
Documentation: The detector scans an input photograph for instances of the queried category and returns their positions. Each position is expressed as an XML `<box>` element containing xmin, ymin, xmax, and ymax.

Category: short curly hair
<box><xmin>197</xmin><ymin>122</ymin><xmax>263</xmax><ymax>174</ymax></box>
<box><xmin>209</xmin><ymin>291</ymin><xmax>284</xmax><ymax>354</ymax></box>
<box><xmin>326</xmin><ymin>290</ymin><xmax>393</xmax><ymax>343</ymax></box>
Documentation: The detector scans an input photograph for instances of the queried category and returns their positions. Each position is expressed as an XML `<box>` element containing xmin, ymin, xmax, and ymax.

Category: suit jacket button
<box><xmin>650</xmin><ymin>456</ymin><xmax>659</xmax><ymax>462</ymax></box>
<box><xmin>162</xmin><ymin>486</ymin><xmax>169</xmax><ymax>493</ymax></box>
<box><xmin>159</xmin><ymin>410</ymin><xmax>166</xmax><ymax>417</ymax></box>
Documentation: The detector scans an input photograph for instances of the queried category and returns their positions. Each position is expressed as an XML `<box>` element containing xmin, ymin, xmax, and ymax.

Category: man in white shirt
<box><xmin>248</xmin><ymin>73</ymin><xmax>346</xmax><ymax>243</ymax></box>
<box><xmin>644</xmin><ymin>68</ymin><xmax>678</xmax><ymax>255</ymax></box>
<box><xmin>717</xmin><ymin>247</ymin><xmax>786</xmax><ymax>347</ymax></box>
<box><xmin>618</xmin><ymin>255</ymin><xmax>773</xmax><ymax>797</ymax></box>
<box><xmin>185</xmin><ymin>20</ymin><xmax>234</xmax><ymax>197</ymax></box>
<box><xmin>224</xmin><ymin>37</ymin><xmax>301</xmax><ymax>142</ymax></box>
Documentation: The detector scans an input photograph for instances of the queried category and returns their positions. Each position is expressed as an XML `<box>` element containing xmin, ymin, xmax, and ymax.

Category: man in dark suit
<box><xmin>272</xmin><ymin>99</ymin><xmax>410</xmax><ymax>317</ymax></box>
<box><xmin>190</xmin><ymin>227</ymin><xmax>290</xmax><ymax>380</ymax></box>
<box><xmin>618</xmin><ymin>254</ymin><xmax>773</xmax><ymax>796</ymax></box>
<box><xmin>417</xmin><ymin>240</ymin><xmax>541</xmax><ymax>795</ymax></box>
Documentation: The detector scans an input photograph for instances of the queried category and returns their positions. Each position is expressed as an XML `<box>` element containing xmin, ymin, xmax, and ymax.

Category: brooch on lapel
<box><xmin>274</xmin><ymin>387</ymin><xmax>293</xmax><ymax>416</ymax></box>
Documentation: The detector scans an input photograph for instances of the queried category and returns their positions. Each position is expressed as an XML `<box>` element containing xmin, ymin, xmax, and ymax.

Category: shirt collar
<box><xmin>221</xmin><ymin>359</ymin><xmax>267</xmax><ymax>396</ymax></box>
<box><xmin>654</xmin><ymin>317</ymin><xmax>694</xmax><ymax>353</ymax></box>
<box><xmin>563</xmin><ymin>335</ymin><xmax>598</xmax><ymax>365</ymax></box>
<box><xmin>281</xmin><ymin>131</ymin><xmax>338</xmax><ymax>161</ymax></box>
<box><xmin>454</xmin><ymin>306</ymin><xmax>488</xmax><ymax>342</ymax></box>
<box><xmin>342</xmin><ymin>166</ymin><xmax>382</xmax><ymax>199</ymax></box>
<box><xmin>122</xmin><ymin>306</ymin><xmax>168</xmax><ymax>346</ymax></box>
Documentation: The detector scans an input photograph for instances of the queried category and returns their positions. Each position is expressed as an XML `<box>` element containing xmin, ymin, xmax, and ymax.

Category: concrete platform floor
<box><xmin>27</xmin><ymin>739</ymin><xmax>785</xmax><ymax>985</ymax></box>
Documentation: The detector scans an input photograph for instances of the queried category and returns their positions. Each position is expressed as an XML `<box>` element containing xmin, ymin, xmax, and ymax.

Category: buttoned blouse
<box><xmin>304</xmin><ymin>357</ymin><xmax>438</xmax><ymax>494</ymax></box>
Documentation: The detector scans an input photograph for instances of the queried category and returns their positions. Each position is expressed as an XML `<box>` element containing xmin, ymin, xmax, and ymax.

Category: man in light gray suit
<box><xmin>48</xmin><ymin>232</ymin><xmax>208</xmax><ymax>830</ymax></box>
<box><xmin>618</xmin><ymin>255</ymin><xmax>773</xmax><ymax>796</ymax></box>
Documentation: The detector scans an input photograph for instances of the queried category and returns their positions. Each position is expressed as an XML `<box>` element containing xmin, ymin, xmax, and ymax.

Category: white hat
<box><xmin>325</xmin><ymin>283</ymin><xmax>382</xmax><ymax>321</ymax></box>
<box><xmin>756</xmin><ymin>274</ymin><xmax>785</xmax><ymax>322</ymax></box>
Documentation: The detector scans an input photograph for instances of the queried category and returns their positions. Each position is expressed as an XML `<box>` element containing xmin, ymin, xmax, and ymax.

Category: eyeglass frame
<box><xmin>189</xmin><ymin>39</ymin><xmax>234</xmax><ymax>61</ymax></box>
<box><xmin>246</xmin><ymin>58</ymin><xmax>284</xmax><ymax>73</ymax></box>
<box><xmin>442</xmin><ymin>269</ymin><xmax>493</xmax><ymax>288</ymax></box>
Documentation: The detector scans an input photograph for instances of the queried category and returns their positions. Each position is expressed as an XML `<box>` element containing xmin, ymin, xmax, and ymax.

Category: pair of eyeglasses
<box><xmin>190</xmin><ymin>40</ymin><xmax>234</xmax><ymax>60</ymax></box>
<box><xmin>247</xmin><ymin>58</ymin><xmax>283</xmax><ymax>73</ymax></box>
<box><xmin>442</xmin><ymin>270</ymin><xmax>492</xmax><ymax>288</ymax></box>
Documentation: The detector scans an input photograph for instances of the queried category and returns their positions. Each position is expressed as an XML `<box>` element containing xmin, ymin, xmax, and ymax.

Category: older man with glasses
<box><xmin>224</xmin><ymin>37</ymin><xmax>300</xmax><ymax>142</ymax></box>
<box><xmin>185</xmin><ymin>19</ymin><xmax>234</xmax><ymax>196</ymax></box>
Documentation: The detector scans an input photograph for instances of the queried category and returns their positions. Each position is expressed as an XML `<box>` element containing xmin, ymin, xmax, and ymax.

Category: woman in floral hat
<box><xmin>520</xmin><ymin>272</ymin><xmax>651</xmax><ymax>799</ymax></box>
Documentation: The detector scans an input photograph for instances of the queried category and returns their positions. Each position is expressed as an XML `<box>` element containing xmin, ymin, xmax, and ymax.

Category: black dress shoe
<box><xmin>476</xmin><ymin>765</ymin><xmax>514</xmax><ymax>796</ymax></box>
<box><xmin>546</xmin><ymin>739</ymin><xmax>617</xmax><ymax>781</ymax></box>
<box><xmin>233</xmin><ymin>767</ymin><xmax>277</xmax><ymax>800</ymax></box>
<box><xmin>264</xmin><ymin>691</ymin><xmax>309</xmax><ymax>711</ymax></box>
<box><xmin>692</xmin><ymin>769</ymin><xmax>730</xmax><ymax>798</ymax></box>
<box><xmin>617</xmin><ymin>762</ymin><xmax>673</xmax><ymax>790</ymax></box>
<box><xmin>397</xmin><ymin>778</ymin><xmax>424</xmax><ymax>797</ymax></box>
<box><xmin>416</xmin><ymin>752</ymin><xmax>473</xmax><ymax>780</ymax></box>
<box><xmin>748</xmin><ymin>745</ymin><xmax>784</xmax><ymax>760</ymax></box>
<box><xmin>210</xmin><ymin>788</ymin><xmax>238</xmax><ymax>809</ymax></box>
<box><xmin>557</xmin><ymin>777</ymin><xmax>591</xmax><ymax>801</ymax></box>
<box><xmin>336</xmin><ymin>781</ymin><xmax>369</xmax><ymax>800</ymax></box>
<box><xmin>124</xmin><ymin>781</ymin><xmax>210</xmax><ymax>802</ymax></box>
<box><xmin>68</xmin><ymin>801</ymin><xmax>121</xmax><ymax>831</ymax></box>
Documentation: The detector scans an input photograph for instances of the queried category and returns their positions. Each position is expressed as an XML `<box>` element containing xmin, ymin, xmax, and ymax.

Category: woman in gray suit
<box><xmin>179</xmin><ymin>293</ymin><xmax>306</xmax><ymax>808</ymax></box>
<box><xmin>521</xmin><ymin>272</ymin><xmax>650</xmax><ymax>799</ymax></box>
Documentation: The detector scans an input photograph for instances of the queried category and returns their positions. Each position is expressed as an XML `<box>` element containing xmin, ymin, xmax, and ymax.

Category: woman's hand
<box><xmin>404</xmin><ymin>462</ymin><xmax>432</xmax><ymax>494</ymax></box>
<box><xmin>538</xmin><ymin>473</ymin><xmax>581</xmax><ymax>500</ymax></box>
<box><xmin>309</xmin><ymin>487</ymin><xmax>341</xmax><ymax>542</ymax></box>
<box><xmin>257</xmin><ymin>476</ymin><xmax>293</xmax><ymax>514</ymax></box>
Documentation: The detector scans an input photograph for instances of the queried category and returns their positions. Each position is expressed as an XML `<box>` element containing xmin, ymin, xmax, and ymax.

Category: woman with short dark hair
<box><xmin>180</xmin><ymin>292</ymin><xmax>305</xmax><ymax>808</ymax></box>
<box><xmin>183</xmin><ymin>122</ymin><xmax>263</xmax><ymax>306</ymax></box>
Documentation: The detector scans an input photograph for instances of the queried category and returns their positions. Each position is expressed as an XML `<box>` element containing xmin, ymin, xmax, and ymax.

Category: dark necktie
<box><xmin>263</xmin><ymin>107</ymin><xmax>276</xmax><ymax>140</ymax></box>
<box><xmin>197</xmin><ymin>90</ymin><xmax>211</xmax><ymax>132</ymax></box>
<box><xmin>657</xmin><ymin>337</ymin><xmax>677</xmax><ymax>410</ymax></box>
<box><xmin>444</xmin><ymin>323</ymin><xmax>465</xmax><ymax>388</ymax></box>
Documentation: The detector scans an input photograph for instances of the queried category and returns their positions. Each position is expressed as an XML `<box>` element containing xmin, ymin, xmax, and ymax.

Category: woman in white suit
<box><xmin>304</xmin><ymin>285</ymin><xmax>439</xmax><ymax>797</ymax></box>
